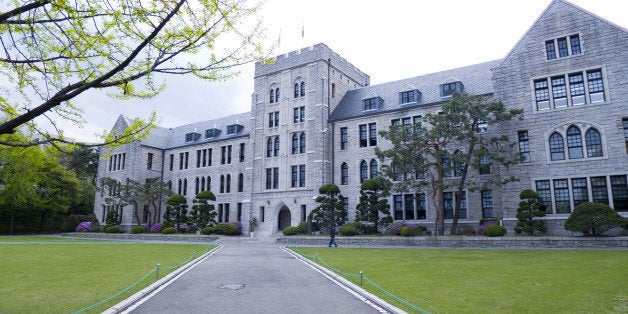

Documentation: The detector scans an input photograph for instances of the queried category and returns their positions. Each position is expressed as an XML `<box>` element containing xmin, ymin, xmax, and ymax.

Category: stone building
<box><xmin>94</xmin><ymin>0</ymin><xmax>627</xmax><ymax>235</ymax></box>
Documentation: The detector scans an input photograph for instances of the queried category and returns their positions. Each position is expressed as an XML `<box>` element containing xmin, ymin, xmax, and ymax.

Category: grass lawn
<box><xmin>0</xmin><ymin>235</ymin><xmax>111</xmax><ymax>243</ymax></box>
<box><xmin>293</xmin><ymin>247</ymin><xmax>628</xmax><ymax>313</ymax></box>
<box><xmin>0</xmin><ymin>238</ymin><xmax>213</xmax><ymax>313</ymax></box>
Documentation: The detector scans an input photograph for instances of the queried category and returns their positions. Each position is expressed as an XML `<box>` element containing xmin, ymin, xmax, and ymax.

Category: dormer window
<box><xmin>205</xmin><ymin>128</ymin><xmax>221</xmax><ymax>138</ymax></box>
<box><xmin>399</xmin><ymin>89</ymin><xmax>420</xmax><ymax>105</ymax></box>
<box><xmin>363</xmin><ymin>97</ymin><xmax>381</xmax><ymax>111</ymax></box>
<box><xmin>226</xmin><ymin>124</ymin><xmax>243</xmax><ymax>135</ymax></box>
<box><xmin>185</xmin><ymin>132</ymin><xmax>200</xmax><ymax>142</ymax></box>
<box><xmin>440</xmin><ymin>81</ymin><xmax>463</xmax><ymax>98</ymax></box>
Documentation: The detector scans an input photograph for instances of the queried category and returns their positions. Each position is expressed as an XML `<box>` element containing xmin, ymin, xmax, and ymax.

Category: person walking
<box><xmin>329</xmin><ymin>227</ymin><xmax>337</xmax><ymax>247</ymax></box>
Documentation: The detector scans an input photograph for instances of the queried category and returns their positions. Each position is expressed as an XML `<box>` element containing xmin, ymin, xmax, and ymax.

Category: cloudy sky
<box><xmin>58</xmin><ymin>0</ymin><xmax>626</xmax><ymax>143</ymax></box>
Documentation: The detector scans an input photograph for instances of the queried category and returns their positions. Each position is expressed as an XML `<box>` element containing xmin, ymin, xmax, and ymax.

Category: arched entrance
<box><xmin>278</xmin><ymin>206</ymin><xmax>291</xmax><ymax>231</ymax></box>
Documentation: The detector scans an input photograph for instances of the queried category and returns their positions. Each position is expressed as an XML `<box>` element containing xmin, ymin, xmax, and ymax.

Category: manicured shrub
<box><xmin>75</xmin><ymin>221</ymin><xmax>94</xmax><ymax>232</ymax></box>
<box><xmin>385</xmin><ymin>222</ymin><xmax>405</xmax><ymax>236</ymax></box>
<box><xmin>131</xmin><ymin>225</ymin><xmax>145</xmax><ymax>234</ymax></box>
<box><xmin>62</xmin><ymin>216</ymin><xmax>80</xmax><ymax>232</ymax></box>
<box><xmin>340</xmin><ymin>225</ymin><xmax>357</xmax><ymax>236</ymax></box>
<box><xmin>478</xmin><ymin>221</ymin><xmax>497</xmax><ymax>236</ymax></box>
<box><xmin>150</xmin><ymin>224</ymin><xmax>163</xmax><ymax>233</ymax></box>
<box><xmin>214</xmin><ymin>223</ymin><xmax>239</xmax><ymax>235</ymax></box>
<box><xmin>229</xmin><ymin>222</ymin><xmax>242</xmax><ymax>234</ymax></box>
<box><xmin>296</xmin><ymin>221</ymin><xmax>308</xmax><ymax>234</ymax></box>
<box><xmin>400</xmin><ymin>226</ymin><xmax>420</xmax><ymax>237</ymax></box>
<box><xmin>515</xmin><ymin>189</ymin><xmax>546</xmax><ymax>235</ymax></box>
<box><xmin>564</xmin><ymin>202</ymin><xmax>625</xmax><ymax>236</ymax></box>
<box><xmin>483</xmin><ymin>225</ymin><xmax>507</xmax><ymax>237</ymax></box>
<box><xmin>161</xmin><ymin>227</ymin><xmax>176</xmax><ymax>234</ymax></box>
<box><xmin>104</xmin><ymin>225</ymin><xmax>121</xmax><ymax>233</ymax></box>
<box><xmin>201</xmin><ymin>226</ymin><xmax>214</xmax><ymax>235</ymax></box>
<box><xmin>282</xmin><ymin>226</ymin><xmax>299</xmax><ymax>236</ymax></box>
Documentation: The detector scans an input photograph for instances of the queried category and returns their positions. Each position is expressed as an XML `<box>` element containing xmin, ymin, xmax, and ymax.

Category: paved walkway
<box><xmin>127</xmin><ymin>244</ymin><xmax>382</xmax><ymax>313</ymax></box>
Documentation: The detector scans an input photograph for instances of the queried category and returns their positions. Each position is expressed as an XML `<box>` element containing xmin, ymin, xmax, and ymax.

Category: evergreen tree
<box><xmin>310</xmin><ymin>184</ymin><xmax>346</xmax><ymax>231</ymax></box>
<box><xmin>164</xmin><ymin>194</ymin><xmax>188</xmax><ymax>231</ymax></box>
<box><xmin>355</xmin><ymin>178</ymin><xmax>392</xmax><ymax>232</ymax></box>
<box><xmin>514</xmin><ymin>189</ymin><xmax>546</xmax><ymax>235</ymax></box>
<box><xmin>190</xmin><ymin>191</ymin><xmax>217</xmax><ymax>230</ymax></box>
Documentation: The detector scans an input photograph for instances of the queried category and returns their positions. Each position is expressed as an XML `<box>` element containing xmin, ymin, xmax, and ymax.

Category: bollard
<box><xmin>360</xmin><ymin>271</ymin><xmax>363</xmax><ymax>286</ymax></box>
<box><xmin>315</xmin><ymin>252</ymin><xmax>318</xmax><ymax>262</ymax></box>
<box><xmin>156</xmin><ymin>263</ymin><xmax>160</xmax><ymax>279</ymax></box>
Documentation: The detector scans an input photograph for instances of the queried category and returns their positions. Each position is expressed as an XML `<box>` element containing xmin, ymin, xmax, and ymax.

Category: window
<box><xmin>391</xmin><ymin>119</ymin><xmax>400</xmax><ymax>126</ymax></box>
<box><xmin>481</xmin><ymin>190</ymin><xmax>494</xmax><ymax>218</ymax></box>
<box><xmin>393</xmin><ymin>195</ymin><xmax>403</xmax><ymax>220</ymax></box>
<box><xmin>268</xmin><ymin>111</ymin><xmax>279</xmax><ymax>127</ymax></box>
<box><xmin>207</xmin><ymin>176</ymin><xmax>211</xmax><ymax>192</ymax></box>
<box><xmin>369</xmin><ymin>123</ymin><xmax>377</xmax><ymax>146</ymax></box>
<box><xmin>566</xmin><ymin>126</ymin><xmax>583</xmax><ymax>159</ymax></box>
<box><xmin>179</xmin><ymin>153</ymin><xmax>184</xmax><ymax>170</ymax></box>
<box><xmin>545</xmin><ymin>40</ymin><xmax>556</xmax><ymax>60</ymax></box>
<box><xmin>402</xmin><ymin>117</ymin><xmax>411</xmax><ymax>126</ymax></box>
<box><xmin>557</xmin><ymin>37</ymin><xmax>568</xmax><ymax>58</ymax></box>
<box><xmin>453</xmin><ymin>151</ymin><xmax>464</xmax><ymax>177</ymax></box>
<box><xmin>226</xmin><ymin>124</ymin><xmax>242</xmax><ymax>135</ymax></box>
<box><xmin>591</xmin><ymin>176</ymin><xmax>609</xmax><ymax>204</ymax></box>
<box><xmin>340</xmin><ymin>127</ymin><xmax>348</xmax><ymax>150</ymax></box>
<box><xmin>220</xmin><ymin>175</ymin><xmax>225</xmax><ymax>193</ymax></box>
<box><xmin>185</xmin><ymin>132</ymin><xmax>200</xmax><ymax>142</ymax></box>
<box><xmin>585</xmin><ymin>128</ymin><xmax>602</xmax><ymax>157</ymax></box>
<box><xmin>570</xmin><ymin>34</ymin><xmax>581</xmax><ymax>55</ymax></box>
<box><xmin>208</xmin><ymin>148</ymin><xmax>212</xmax><ymax>166</ymax></box>
<box><xmin>260</xmin><ymin>206</ymin><xmax>265</xmax><ymax>222</ymax></box>
<box><xmin>479</xmin><ymin>148</ymin><xmax>490</xmax><ymax>175</ymax></box>
<box><xmin>572</xmin><ymin>178</ymin><xmax>589</xmax><ymax>207</ymax></box>
<box><xmin>201</xmin><ymin>177</ymin><xmax>205</xmax><ymax>191</ymax></box>
<box><xmin>239</xmin><ymin>143</ymin><xmax>245</xmax><ymax>162</ymax></box>
<box><xmin>439</xmin><ymin>81</ymin><xmax>463</xmax><ymax>98</ymax></box>
<box><xmin>569</xmin><ymin>73</ymin><xmax>585</xmax><ymax>105</ymax></box>
<box><xmin>265</xmin><ymin>168</ymin><xmax>272</xmax><ymax>189</ymax></box>
<box><xmin>549</xmin><ymin>133</ymin><xmax>565</xmax><ymax>161</ymax></box>
<box><xmin>369</xmin><ymin>159</ymin><xmax>378</xmax><ymax>179</ymax></box>
<box><xmin>587</xmin><ymin>70</ymin><xmax>604</xmax><ymax>103</ymax></box>
<box><xmin>300</xmin><ymin>106</ymin><xmax>305</xmax><ymax>122</ymax></box>
<box><xmin>341</xmin><ymin>163</ymin><xmax>348</xmax><ymax>185</ymax></box>
<box><xmin>331</xmin><ymin>83</ymin><xmax>336</xmax><ymax>98</ymax></box>
<box><xmin>183</xmin><ymin>152</ymin><xmax>189</xmax><ymax>169</ymax></box>
<box><xmin>417</xmin><ymin>193</ymin><xmax>426</xmax><ymax>220</ymax></box>
<box><xmin>459</xmin><ymin>191</ymin><xmax>467</xmax><ymax>219</ymax></box>
<box><xmin>299</xmin><ymin>165</ymin><xmax>306</xmax><ymax>187</ymax></box>
<box><xmin>294</xmin><ymin>83</ymin><xmax>299</xmax><ymax>98</ymax></box>
<box><xmin>291</xmin><ymin>166</ymin><xmax>298</xmax><ymax>188</ymax></box>
<box><xmin>404</xmin><ymin>194</ymin><xmax>415</xmax><ymax>220</ymax></box>
<box><xmin>360</xmin><ymin>160</ymin><xmax>368</xmax><ymax>183</ymax></box>
<box><xmin>274</xmin><ymin>137</ymin><xmax>279</xmax><ymax>157</ymax></box>
<box><xmin>299</xmin><ymin>133</ymin><xmax>306</xmax><ymax>153</ymax></box>
<box><xmin>535</xmin><ymin>180</ymin><xmax>552</xmax><ymax>210</ymax></box>
<box><xmin>267</xmin><ymin>137</ymin><xmax>273</xmax><ymax>157</ymax></box>
<box><xmin>238</xmin><ymin>173</ymin><xmax>244</xmax><ymax>192</ymax></box>
<box><xmin>237</xmin><ymin>203</ymin><xmax>242</xmax><ymax>222</ymax></box>
<box><xmin>551</xmin><ymin>76</ymin><xmax>567</xmax><ymax>108</ymax></box>
<box><xmin>147</xmin><ymin>153</ymin><xmax>153</xmax><ymax>170</ymax></box>
<box><xmin>220</xmin><ymin>145</ymin><xmax>232</xmax><ymax>164</ymax></box>
<box><xmin>169</xmin><ymin>154</ymin><xmax>174</xmax><ymax>171</ymax></box>
<box><xmin>534</xmin><ymin>79</ymin><xmax>550</xmax><ymax>110</ymax></box>
<box><xmin>291</xmin><ymin>134</ymin><xmax>299</xmax><ymax>154</ymax></box>
<box><xmin>178</xmin><ymin>179</ymin><xmax>182</xmax><ymax>195</ymax></box>
<box><xmin>400</xmin><ymin>90</ymin><xmax>418</xmax><ymax>104</ymax></box>
<box><xmin>624</xmin><ymin>118</ymin><xmax>628</xmax><ymax>154</ymax></box>
<box><xmin>611</xmin><ymin>175</ymin><xmax>628</xmax><ymax>211</ymax></box>
<box><xmin>518</xmin><ymin>131</ymin><xmax>530</xmax><ymax>163</ymax></box>
<box><xmin>206</xmin><ymin>128</ymin><xmax>220</xmax><ymax>138</ymax></box>
<box><xmin>363</xmin><ymin>98</ymin><xmax>378</xmax><ymax>111</ymax></box>
<box><xmin>443</xmin><ymin>192</ymin><xmax>454</xmax><ymax>219</ymax></box>
<box><xmin>442</xmin><ymin>152</ymin><xmax>452</xmax><ymax>178</ymax></box>
<box><xmin>224</xmin><ymin>204</ymin><xmax>230</xmax><ymax>222</ymax></box>
<box><xmin>273</xmin><ymin>168</ymin><xmax>279</xmax><ymax>189</ymax></box>
<box><xmin>545</xmin><ymin>34</ymin><xmax>581</xmax><ymax>60</ymax></box>
<box><xmin>553</xmin><ymin>179</ymin><xmax>571</xmax><ymax>214</ymax></box>
<box><xmin>183</xmin><ymin>179</ymin><xmax>187</xmax><ymax>196</ymax></box>
<box><xmin>195</xmin><ymin>177</ymin><xmax>200</xmax><ymax>195</ymax></box>
<box><xmin>270</xmin><ymin>89</ymin><xmax>275</xmax><ymax>103</ymax></box>
<box><xmin>301</xmin><ymin>205</ymin><xmax>306</xmax><ymax>222</ymax></box>
<box><xmin>196</xmin><ymin>150</ymin><xmax>202</xmax><ymax>168</ymax></box>
<box><xmin>226</xmin><ymin>174</ymin><xmax>231</xmax><ymax>193</ymax></box>
<box><xmin>359</xmin><ymin>124</ymin><xmax>367</xmax><ymax>147</ymax></box>
<box><xmin>293</xmin><ymin>106</ymin><xmax>305</xmax><ymax>123</ymax></box>
<box><xmin>300</xmin><ymin>82</ymin><xmax>305</xmax><ymax>97</ymax></box>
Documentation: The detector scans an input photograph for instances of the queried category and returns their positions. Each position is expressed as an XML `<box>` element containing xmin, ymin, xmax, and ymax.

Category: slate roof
<box><xmin>329</xmin><ymin>59</ymin><xmax>501</xmax><ymax>122</ymax></box>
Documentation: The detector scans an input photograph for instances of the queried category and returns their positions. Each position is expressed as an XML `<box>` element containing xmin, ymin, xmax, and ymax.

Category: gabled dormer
<box><xmin>439</xmin><ymin>79</ymin><xmax>464</xmax><ymax>99</ymax></box>
<box><xmin>226</xmin><ymin>123</ymin><xmax>244</xmax><ymax>135</ymax></box>
<box><xmin>205</xmin><ymin>128</ymin><xmax>221</xmax><ymax>139</ymax></box>
<box><xmin>399</xmin><ymin>85</ymin><xmax>421</xmax><ymax>105</ymax></box>
<box><xmin>362</xmin><ymin>92</ymin><xmax>382</xmax><ymax>111</ymax></box>
<box><xmin>185</xmin><ymin>132</ymin><xmax>201</xmax><ymax>143</ymax></box>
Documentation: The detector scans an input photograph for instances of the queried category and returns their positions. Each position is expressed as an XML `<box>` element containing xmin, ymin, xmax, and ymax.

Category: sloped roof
<box><xmin>162</xmin><ymin>112</ymin><xmax>251</xmax><ymax>149</ymax></box>
<box><xmin>330</xmin><ymin>59</ymin><xmax>501</xmax><ymax>122</ymax></box>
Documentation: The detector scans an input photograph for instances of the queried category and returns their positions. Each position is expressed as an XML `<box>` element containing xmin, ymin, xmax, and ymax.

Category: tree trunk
<box><xmin>9</xmin><ymin>209</ymin><xmax>15</xmax><ymax>235</ymax></box>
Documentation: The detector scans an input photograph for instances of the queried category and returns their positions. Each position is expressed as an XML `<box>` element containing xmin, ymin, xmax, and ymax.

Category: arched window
<box><xmin>267</xmin><ymin>137</ymin><xmax>273</xmax><ymax>157</ymax></box>
<box><xmin>360</xmin><ymin>160</ymin><xmax>368</xmax><ymax>183</ymax></box>
<box><xmin>275</xmin><ymin>88</ymin><xmax>280</xmax><ymax>101</ymax></box>
<box><xmin>453</xmin><ymin>150</ymin><xmax>464</xmax><ymax>177</ymax></box>
<box><xmin>585</xmin><ymin>128</ymin><xmax>603</xmax><ymax>157</ymax></box>
<box><xmin>201</xmin><ymin>177</ymin><xmax>206</xmax><ymax>191</ymax></box>
<box><xmin>292</xmin><ymin>134</ymin><xmax>299</xmax><ymax>154</ymax></box>
<box><xmin>220</xmin><ymin>175</ymin><xmax>225</xmax><ymax>193</ymax></box>
<box><xmin>549</xmin><ymin>132</ymin><xmax>565</xmax><ymax>160</ymax></box>
<box><xmin>341</xmin><ymin>163</ymin><xmax>348</xmax><ymax>185</ymax></box>
<box><xmin>178</xmin><ymin>179</ymin><xmax>182</xmax><ymax>194</ymax></box>
<box><xmin>274</xmin><ymin>136</ymin><xmax>280</xmax><ymax>156</ymax></box>
<box><xmin>269</xmin><ymin>89</ymin><xmax>275</xmax><ymax>103</ymax></box>
<box><xmin>238</xmin><ymin>173</ymin><xmax>244</xmax><ymax>192</ymax></box>
<box><xmin>567</xmin><ymin>126</ymin><xmax>583</xmax><ymax>159</ymax></box>
<box><xmin>294</xmin><ymin>83</ymin><xmax>299</xmax><ymax>98</ymax></box>
<box><xmin>195</xmin><ymin>177</ymin><xmax>200</xmax><ymax>195</ymax></box>
<box><xmin>183</xmin><ymin>179</ymin><xmax>187</xmax><ymax>196</ymax></box>
<box><xmin>226</xmin><ymin>174</ymin><xmax>231</xmax><ymax>193</ymax></box>
<box><xmin>442</xmin><ymin>152</ymin><xmax>452</xmax><ymax>177</ymax></box>
<box><xmin>299</xmin><ymin>132</ymin><xmax>306</xmax><ymax>153</ymax></box>
<box><xmin>300</xmin><ymin>82</ymin><xmax>305</xmax><ymax>97</ymax></box>
<box><xmin>478</xmin><ymin>148</ymin><xmax>490</xmax><ymax>175</ymax></box>
<box><xmin>370</xmin><ymin>159</ymin><xmax>378</xmax><ymax>179</ymax></box>
<box><xmin>207</xmin><ymin>176</ymin><xmax>211</xmax><ymax>192</ymax></box>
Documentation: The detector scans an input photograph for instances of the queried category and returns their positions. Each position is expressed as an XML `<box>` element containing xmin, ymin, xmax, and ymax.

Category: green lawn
<box><xmin>293</xmin><ymin>247</ymin><xmax>628</xmax><ymax>313</ymax></box>
<box><xmin>0</xmin><ymin>235</ymin><xmax>111</xmax><ymax>243</ymax></box>
<box><xmin>0</xmin><ymin>239</ymin><xmax>212</xmax><ymax>313</ymax></box>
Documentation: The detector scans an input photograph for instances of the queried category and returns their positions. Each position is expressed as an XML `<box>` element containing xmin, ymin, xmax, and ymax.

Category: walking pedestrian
<box><xmin>329</xmin><ymin>227</ymin><xmax>337</xmax><ymax>247</ymax></box>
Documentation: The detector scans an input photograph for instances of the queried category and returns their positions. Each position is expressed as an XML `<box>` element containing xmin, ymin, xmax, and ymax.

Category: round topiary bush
<box><xmin>282</xmin><ymin>226</ymin><xmax>299</xmax><ymax>236</ymax></box>
<box><xmin>104</xmin><ymin>225</ymin><xmax>121</xmax><ymax>233</ymax></box>
<box><xmin>201</xmin><ymin>226</ymin><xmax>214</xmax><ymax>235</ymax></box>
<box><xmin>400</xmin><ymin>226</ymin><xmax>420</xmax><ymax>237</ymax></box>
<box><xmin>296</xmin><ymin>221</ymin><xmax>308</xmax><ymax>234</ymax></box>
<box><xmin>340</xmin><ymin>225</ymin><xmax>357</xmax><ymax>236</ymax></box>
<box><xmin>564</xmin><ymin>202</ymin><xmax>625</xmax><ymax>236</ymax></box>
<box><xmin>483</xmin><ymin>225</ymin><xmax>507</xmax><ymax>237</ymax></box>
<box><xmin>214</xmin><ymin>223</ymin><xmax>239</xmax><ymax>235</ymax></box>
<box><xmin>131</xmin><ymin>226</ymin><xmax>145</xmax><ymax>234</ymax></box>
<box><xmin>161</xmin><ymin>227</ymin><xmax>176</xmax><ymax>234</ymax></box>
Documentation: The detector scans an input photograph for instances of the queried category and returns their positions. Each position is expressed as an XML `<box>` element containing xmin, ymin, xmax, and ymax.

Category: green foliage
<box><xmin>340</xmin><ymin>225</ymin><xmax>357</xmax><ymax>236</ymax></box>
<box><xmin>401</xmin><ymin>226</ymin><xmax>421</xmax><ymax>237</ymax></box>
<box><xmin>455</xmin><ymin>224</ymin><xmax>476</xmax><ymax>236</ymax></box>
<box><xmin>355</xmin><ymin>178</ymin><xmax>392</xmax><ymax>231</ymax></box>
<box><xmin>102</xmin><ymin>177</ymin><xmax>171</xmax><ymax>228</ymax></box>
<box><xmin>105</xmin><ymin>209</ymin><xmax>120</xmax><ymax>226</ymax></box>
<box><xmin>282</xmin><ymin>226</ymin><xmax>299</xmax><ymax>236</ymax></box>
<box><xmin>564</xmin><ymin>202</ymin><xmax>624</xmax><ymax>236</ymax></box>
<box><xmin>385</xmin><ymin>222</ymin><xmax>405</xmax><ymax>236</ymax></box>
<box><xmin>61</xmin><ymin>216</ymin><xmax>80</xmax><ymax>233</ymax></box>
<box><xmin>249</xmin><ymin>217</ymin><xmax>258</xmax><ymax>232</ymax></box>
<box><xmin>311</xmin><ymin>184</ymin><xmax>347</xmax><ymax>230</ymax></box>
<box><xmin>161</xmin><ymin>227</ymin><xmax>177</xmax><ymax>234</ymax></box>
<box><xmin>296</xmin><ymin>221</ymin><xmax>308</xmax><ymax>234</ymax></box>
<box><xmin>131</xmin><ymin>226</ymin><xmax>145</xmax><ymax>234</ymax></box>
<box><xmin>214</xmin><ymin>223</ymin><xmax>239</xmax><ymax>235</ymax></box>
<box><xmin>104</xmin><ymin>225</ymin><xmax>121</xmax><ymax>233</ymax></box>
<box><xmin>201</xmin><ymin>226</ymin><xmax>214</xmax><ymax>235</ymax></box>
<box><xmin>483</xmin><ymin>225</ymin><xmax>507</xmax><ymax>237</ymax></box>
<box><xmin>164</xmin><ymin>194</ymin><xmax>188</xmax><ymax>231</ymax></box>
<box><xmin>479</xmin><ymin>218</ymin><xmax>500</xmax><ymax>226</ymax></box>
<box><xmin>190</xmin><ymin>190</ymin><xmax>217</xmax><ymax>231</ymax></box>
<box><xmin>514</xmin><ymin>189</ymin><xmax>546</xmax><ymax>235</ymax></box>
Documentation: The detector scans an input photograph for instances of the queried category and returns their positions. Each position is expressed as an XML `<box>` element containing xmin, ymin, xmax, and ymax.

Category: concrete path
<box><xmin>127</xmin><ymin>244</ymin><xmax>382</xmax><ymax>313</ymax></box>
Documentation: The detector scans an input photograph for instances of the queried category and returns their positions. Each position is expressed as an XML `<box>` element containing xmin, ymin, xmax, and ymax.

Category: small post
<box><xmin>315</xmin><ymin>252</ymin><xmax>318</xmax><ymax>262</ymax></box>
<box><xmin>360</xmin><ymin>271</ymin><xmax>363</xmax><ymax>286</ymax></box>
<box><xmin>156</xmin><ymin>263</ymin><xmax>160</xmax><ymax>279</ymax></box>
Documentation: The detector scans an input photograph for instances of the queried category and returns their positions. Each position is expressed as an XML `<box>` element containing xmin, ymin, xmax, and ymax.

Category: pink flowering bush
<box><xmin>75</xmin><ymin>221</ymin><xmax>93</xmax><ymax>232</ymax></box>
<box><xmin>150</xmin><ymin>224</ymin><xmax>163</xmax><ymax>233</ymax></box>
<box><xmin>478</xmin><ymin>221</ymin><xmax>497</xmax><ymax>236</ymax></box>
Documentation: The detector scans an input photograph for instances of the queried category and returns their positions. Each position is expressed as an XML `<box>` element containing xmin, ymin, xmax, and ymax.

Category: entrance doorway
<box><xmin>278</xmin><ymin>207</ymin><xmax>291</xmax><ymax>231</ymax></box>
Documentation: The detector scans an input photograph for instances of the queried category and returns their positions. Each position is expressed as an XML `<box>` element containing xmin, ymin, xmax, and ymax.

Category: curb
<box><xmin>102</xmin><ymin>245</ymin><xmax>223</xmax><ymax>314</ymax></box>
<box><xmin>283</xmin><ymin>247</ymin><xmax>407</xmax><ymax>314</ymax></box>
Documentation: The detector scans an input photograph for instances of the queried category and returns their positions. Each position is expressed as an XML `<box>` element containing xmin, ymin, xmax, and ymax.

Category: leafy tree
<box><xmin>514</xmin><ymin>189</ymin><xmax>546</xmax><ymax>235</ymax></box>
<box><xmin>105</xmin><ymin>208</ymin><xmax>120</xmax><ymax>226</ymax></box>
<box><xmin>355</xmin><ymin>178</ymin><xmax>392</xmax><ymax>232</ymax></box>
<box><xmin>0</xmin><ymin>0</ymin><xmax>270</xmax><ymax>146</ymax></box>
<box><xmin>58</xmin><ymin>147</ymin><xmax>100</xmax><ymax>184</ymax></box>
<box><xmin>190</xmin><ymin>190</ymin><xmax>217</xmax><ymax>231</ymax></box>
<box><xmin>564</xmin><ymin>202</ymin><xmax>625</xmax><ymax>236</ymax></box>
<box><xmin>101</xmin><ymin>177</ymin><xmax>170</xmax><ymax>226</ymax></box>
<box><xmin>377</xmin><ymin>94</ymin><xmax>522</xmax><ymax>235</ymax></box>
<box><xmin>310</xmin><ymin>184</ymin><xmax>346</xmax><ymax>231</ymax></box>
<box><xmin>164</xmin><ymin>194</ymin><xmax>188</xmax><ymax>231</ymax></box>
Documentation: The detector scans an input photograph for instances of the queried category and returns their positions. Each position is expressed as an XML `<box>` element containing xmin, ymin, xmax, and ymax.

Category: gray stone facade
<box><xmin>94</xmin><ymin>0</ymin><xmax>627</xmax><ymax>236</ymax></box>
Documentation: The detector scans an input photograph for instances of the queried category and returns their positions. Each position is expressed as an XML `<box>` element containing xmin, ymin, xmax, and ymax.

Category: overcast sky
<box><xmin>58</xmin><ymin>0</ymin><xmax>627</xmax><ymax>143</ymax></box>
